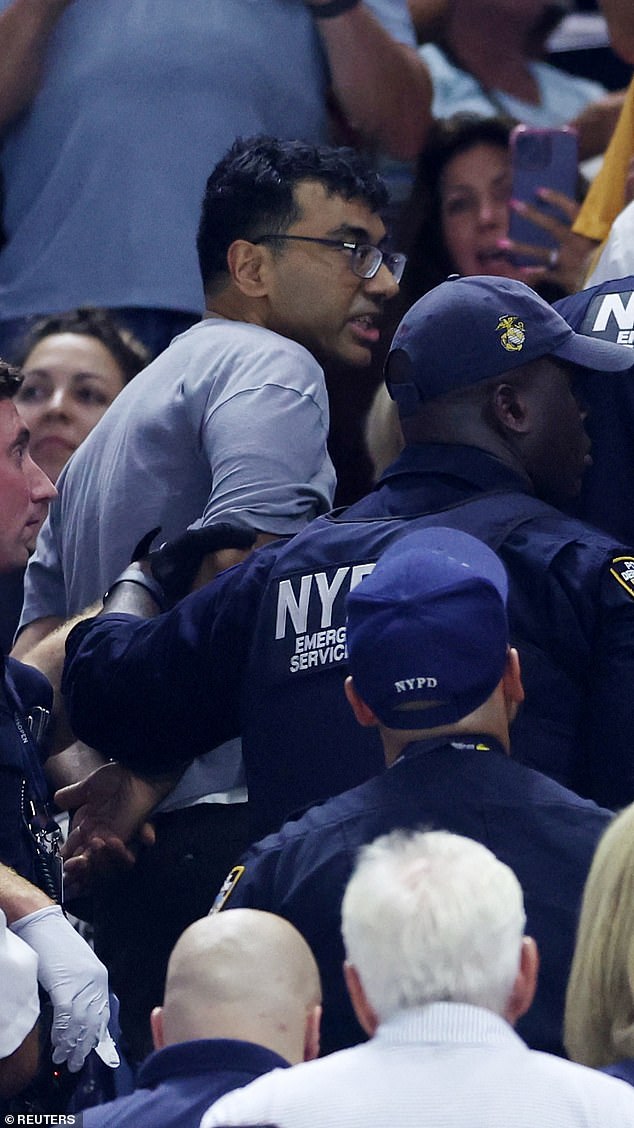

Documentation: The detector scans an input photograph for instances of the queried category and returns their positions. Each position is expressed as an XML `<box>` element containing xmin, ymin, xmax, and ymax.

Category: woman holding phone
<box><xmin>398</xmin><ymin>113</ymin><xmax>586</xmax><ymax>307</ymax></box>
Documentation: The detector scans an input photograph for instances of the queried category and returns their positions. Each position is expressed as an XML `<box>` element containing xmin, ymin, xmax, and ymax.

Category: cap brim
<box><xmin>553</xmin><ymin>330</ymin><xmax>634</xmax><ymax>372</ymax></box>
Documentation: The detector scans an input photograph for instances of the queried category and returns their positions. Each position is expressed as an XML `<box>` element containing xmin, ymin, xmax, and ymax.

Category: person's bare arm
<box><xmin>18</xmin><ymin>530</ymin><xmax>259</xmax><ymax>887</ymax></box>
<box><xmin>0</xmin><ymin>0</ymin><xmax>75</xmax><ymax>133</ymax></box>
<box><xmin>12</xmin><ymin>602</ymin><xmax>171</xmax><ymax>882</ymax></box>
<box><xmin>600</xmin><ymin>0</ymin><xmax>634</xmax><ymax>64</ymax></box>
<box><xmin>407</xmin><ymin>0</ymin><xmax>448</xmax><ymax>42</ymax></box>
<box><xmin>11</xmin><ymin>615</ymin><xmax>64</xmax><ymax>660</ymax></box>
<box><xmin>0</xmin><ymin>1023</ymin><xmax>40</xmax><ymax>1101</ymax></box>
<box><xmin>55</xmin><ymin>763</ymin><xmax>180</xmax><ymax>896</ymax></box>
<box><xmin>310</xmin><ymin>0</ymin><xmax>433</xmax><ymax>159</ymax></box>
<box><xmin>0</xmin><ymin>863</ymin><xmax>52</xmax><ymax>925</ymax></box>
<box><xmin>572</xmin><ymin>89</ymin><xmax>627</xmax><ymax>162</ymax></box>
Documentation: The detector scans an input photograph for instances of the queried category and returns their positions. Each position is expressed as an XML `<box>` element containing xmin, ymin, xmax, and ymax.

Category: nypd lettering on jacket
<box><xmin>582</xmin><ymin>289</ymin><xmax>634</xmax><ymax>347</ymax></box>
<box><xmin>262</xmin><ymin>496</ymin><xmax>561</xmax><ymax>688</ymax></box>
<box><xmin>276</xmin><ymin>562</ymin><xmax>375</xmax><ymax>672</ymax></box>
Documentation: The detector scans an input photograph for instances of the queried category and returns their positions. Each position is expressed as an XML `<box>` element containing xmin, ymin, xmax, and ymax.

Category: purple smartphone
<box><xmin>508</xmin><ymin>125</ymin><xmax>579</xmax><ymax>265</ymax></box>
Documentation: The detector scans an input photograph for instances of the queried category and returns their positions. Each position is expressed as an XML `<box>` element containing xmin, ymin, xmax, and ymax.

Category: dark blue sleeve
<box><xmin>581</xmin><ymin>549</ymin><xmax>634</xmax><ymax>808</ymax></box>
<box><xmin>62</xmin><ymin>551</ymin><xmax>275</xmax><ymax>773</ymax></box>
<box><xmin>543</xmin><ymin>535</ymin><xmax>634</xmax><ymax>809</ymax></box>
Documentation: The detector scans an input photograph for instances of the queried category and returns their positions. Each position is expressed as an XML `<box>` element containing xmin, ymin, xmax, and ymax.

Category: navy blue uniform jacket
<box><xmin>555</xmin><ymin>277</ymin><xmax>634</xmax><ymax>545</ymax></box>
<box><xmin>63</xmin><ymin>444</ymin><xmax>634</xmax><ymax>837</ymax></box>
<box><xmin>219</xmin><ymin>736</ymin><xmax>611</xmax><ymax>1059</ymax></box>
<box><xmin>82</xmin><ymin>1038</ymin><xmax>289</xmax><ymax>1128</ymax></box>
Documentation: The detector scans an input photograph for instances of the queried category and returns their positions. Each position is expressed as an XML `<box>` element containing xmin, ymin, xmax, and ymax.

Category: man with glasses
<box><xmin>251</xmin><ymin>235</ymin><xmax>406</xmax><ymax>286</ymax></box>
<box><xmin>18</xmin><ymin>135</ymin><xmax>404</xmax><ymax>649</ymax></box>
<box><xmin>14</xmin><ymin>135</ymin><xmax>404</xmax><ymax>1064</ymax></box>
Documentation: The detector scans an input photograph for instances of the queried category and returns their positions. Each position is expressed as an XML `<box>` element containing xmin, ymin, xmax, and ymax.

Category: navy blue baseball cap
<box><xmin>386</xmin><ymin>275</ymin><xmax>634</xmax><ymax>416</ymax></box>
<box><xmin>345</xmin><ymin>527</ymin><xmax>509</xmax><ymax>730</ymax></box>
<box><xmin>554</xmin><ymin>276</ymin><xmax>634</xmax><ymax>354</ymax></box>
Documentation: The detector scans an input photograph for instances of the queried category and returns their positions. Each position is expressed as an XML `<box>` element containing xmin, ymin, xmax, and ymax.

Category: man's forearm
<box><xmin>45</xmin><ymin>740</ymin><xmax>107</xmax><ymax>793</ymax></box>
<box><xmin>311</xmin><ymin>1</ymin><xmax>433</xmax><ymax>159</ymax></box>
<box><xmin>0</xmin><ymin>863</ymin><xmax>52</xmax><ymax>925</ymax></box>
<box><xmin>0</xmin><ymin>0</ymin><xmax>74</xmax><ymax>132</ymax></box>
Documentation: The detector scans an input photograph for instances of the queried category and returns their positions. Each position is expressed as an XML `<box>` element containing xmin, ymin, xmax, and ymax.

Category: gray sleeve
<box><xmin>199</xmin><ymin>380</ymin><xmax>336</xmax><ymax>535</ymax></box>
<box><xmin>19</xmin><ymin>512</ymin><xmax>68</xmax><ymax>631</ymax></box>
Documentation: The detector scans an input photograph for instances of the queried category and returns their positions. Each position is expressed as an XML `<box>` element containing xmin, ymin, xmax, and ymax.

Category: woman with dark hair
<box><xmin>13</xmin><ymin>308</ymin><xmax>150</xmax><ymax>484</ymax></box>
<box><xmin>398</xmin><ymin>112</ymin><xmax>582</xmax><ymax>306</ymax></box>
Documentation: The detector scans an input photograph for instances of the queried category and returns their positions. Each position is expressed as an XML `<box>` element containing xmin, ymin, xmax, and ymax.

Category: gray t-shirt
<box><xmin>21</xmin><ymin>318</ymin><xmax>335</xmax><ymax>625</ymax></box>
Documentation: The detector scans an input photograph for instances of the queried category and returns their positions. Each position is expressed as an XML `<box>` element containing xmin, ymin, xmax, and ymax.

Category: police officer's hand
<box><xmin>55</xmin><ymin>761</ymin><xmax>179</xmax><ymax>891</ymax></box>
<box><xmin>10</xmin><ymin>905</ymin><xmax>119</xmax><ymax>1072</ymax></box>
<box><xmin>131</xmin><ymin>522</ymin><xmax>258</xmax><ymax>607</ymax></box>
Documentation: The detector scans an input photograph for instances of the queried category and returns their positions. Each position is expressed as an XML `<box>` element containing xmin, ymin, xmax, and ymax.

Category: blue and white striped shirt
<box><xmin>202</xmin><ymin>1002</ymin><xmax>634</xmax><ymax>1128</ymax></box>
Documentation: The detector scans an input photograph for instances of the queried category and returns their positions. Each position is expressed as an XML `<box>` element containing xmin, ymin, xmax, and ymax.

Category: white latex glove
<box><xmin>11</xmin><ymin>904</ymin><xmax>118</xmax><ymax>1072</ymax></box>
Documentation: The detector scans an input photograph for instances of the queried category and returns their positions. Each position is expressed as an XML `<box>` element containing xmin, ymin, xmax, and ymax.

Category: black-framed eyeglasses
<box><xmin>251</xmin><ymin>234</ymin><xmax>407</xmax><ymax>283</ymax></box>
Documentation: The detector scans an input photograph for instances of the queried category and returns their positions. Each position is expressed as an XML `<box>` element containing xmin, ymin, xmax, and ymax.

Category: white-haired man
<box><xmin>203</xmin><ymin>829</ymin><xmax>634</xmax><ymax>1128</ymax></box>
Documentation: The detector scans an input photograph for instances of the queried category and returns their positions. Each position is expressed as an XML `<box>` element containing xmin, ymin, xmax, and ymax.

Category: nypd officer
<box><xmin>60</xmin><ymin>275</ymin><xmax>634</xmax><ymax>848</ymax></box>
<box><xmin>0</xmin><ymin>361</ymin><xmax>116</xmax><ymax>1087</ymax></box>
<box><xmin>554</xmin><ymin>275</ymin><xmax>634</xmax><ymax>545</ymax></box>
<box><xmin>209</xmin><ymin>528</ymin><xmax>612</xmax><ymax>1058</ymax></box>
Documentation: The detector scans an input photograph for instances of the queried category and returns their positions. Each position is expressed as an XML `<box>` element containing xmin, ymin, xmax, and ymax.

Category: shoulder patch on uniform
<box><xmin>609</xmin><ymin>555</ymin><xmax>634</xmax><ymax>598</ymax></box>
<box><xmin>210</xmin><ymin>865</ymin><xmax>245</xmax><ymax>913</ymax></box>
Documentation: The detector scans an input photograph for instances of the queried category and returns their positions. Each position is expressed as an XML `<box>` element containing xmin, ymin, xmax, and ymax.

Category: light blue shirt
<box><xmin>419</xmin><ymin>42</ymin><xmax>605</xmax><ymax>128</ymax></box>
<box><xmin>0</xmin><ymin>0</ymin><xmax>415</xmax><ymax>318</ymax></box>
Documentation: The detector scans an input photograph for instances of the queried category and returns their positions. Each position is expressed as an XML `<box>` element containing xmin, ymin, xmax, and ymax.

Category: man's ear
<box><xmin>503</xmin><ymin>647</ymin><xmax>525</xmax><ymax>713</ymax></box>
<box><xmin>150</xmin><ymin>1006</ymin><xmax>165</xmax><ymax>1051</ymax></box>
<box><xmin>303</xmin><ymin>1003</ymin><xmax>322</xmax><ymax>1062</ymax></box>
<box><xmin>504</xmin><ymin>936</ymin><xmax>539</xmax><ymax>1026</ymax></box>
<box><xmin>344</xmin><ymin>676</ymin><xmax>379</xmax><ymax>728</ymax></box>
<box><xmin>491</xmin><ymin>381</ymin><xmax>530</xmax><ymax>435</ymax></box>
<box><xmin>226</xmin><ymin>239</ymin><xmax>269</xmax><ymax>297</ymax></box>
<box><xmin>343</xmin><ymin>961</ymin><xmax>379</xmax><ymax>1037</ymax></box>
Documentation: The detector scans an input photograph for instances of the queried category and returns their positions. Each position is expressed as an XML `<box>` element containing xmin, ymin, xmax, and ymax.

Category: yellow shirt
<box><xmin>573</xmin><ymin>75</ymin><xmax>634</xmax><ymax>243</ymax></box>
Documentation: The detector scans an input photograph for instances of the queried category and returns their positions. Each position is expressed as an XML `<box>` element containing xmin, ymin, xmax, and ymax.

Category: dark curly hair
<box><xmin>197</xmin><ymin>135</ymin><xmax>389</xmax><ymax>296</ymax></box>
<box><xmin>398</xmin><ymin>114</ymin><xmax>513</xmax><ymax>309</ymax></box>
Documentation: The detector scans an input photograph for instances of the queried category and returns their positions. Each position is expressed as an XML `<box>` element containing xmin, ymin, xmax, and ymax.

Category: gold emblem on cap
<box><xmin>497</xmin><ymin>315</ymin><xmax>525</xmax><ymax>352</ymax></box>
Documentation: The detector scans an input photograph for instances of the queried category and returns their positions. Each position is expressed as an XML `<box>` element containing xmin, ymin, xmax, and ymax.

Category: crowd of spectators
<box><xmin>3</xmin><ymin>0</ymin><xmax>634</xmax><ymax>1122</ymax></box>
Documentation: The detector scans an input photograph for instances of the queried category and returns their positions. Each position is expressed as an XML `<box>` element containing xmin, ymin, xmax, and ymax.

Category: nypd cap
<box><xmin>386</xmin><ymin>275</ymin><xmax>634</xmax><ymax>416</ymax></box>
<box><xmin>345</xmin><ymin>526</ymin><xmax>509</xmax><ymax>731</ymax></box>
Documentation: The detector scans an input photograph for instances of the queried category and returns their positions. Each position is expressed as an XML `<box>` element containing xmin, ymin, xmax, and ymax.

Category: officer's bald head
<box><xmin>151</xmin><ymin>910</ymin><xmax>322</xmax><ymax>1064</ymax></box>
